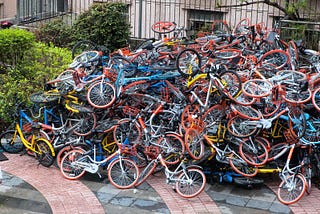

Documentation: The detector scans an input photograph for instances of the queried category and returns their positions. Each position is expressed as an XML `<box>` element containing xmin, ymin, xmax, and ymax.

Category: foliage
<box><xmin>0</xmin><ymin>29</ymin><xmax>35</xmax><ymax>69</ymax></box>
<box><xmin>0</xmin><ymin>30</ymin><xmax>72</xmax><ymax>124</ymax></box>
<box><xmin>34</xmin><ymin>19</ymin><xmax>74</xmax><ymax>48</ymax></box>
<box><xmin>72</xmin><ymin>2</ymin><xmax>131</xmax><ymax>51</ymax></box>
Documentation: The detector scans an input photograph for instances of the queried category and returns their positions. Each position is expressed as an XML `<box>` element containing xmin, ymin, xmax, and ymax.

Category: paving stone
<box><xmin>206</xmin><ymin>190</ymin><xmax>228</xmax><ymax>202</ymax></box>
<box><xmin>110</xmin><ymin>196</ymin><xmax>135</xmax><ymax>207</ymax></box>
<box><xmin>226</xmin><ymin>195</ymin><xmax>249</xmax><ymax>207</ymax></box>
<box><xmin>132</xmin><ymin>199</ymin><xmax>169</xmax><ymax>213</ymax></box>
<box><xmin>269</xmin><ymin>202</ymin><xmax>292</xmax><ymax>214</ymax></box>
<box><xmin>246</xmin><ymin>199</ymin><xmax>272</xmax><ymax>210</ymax></box>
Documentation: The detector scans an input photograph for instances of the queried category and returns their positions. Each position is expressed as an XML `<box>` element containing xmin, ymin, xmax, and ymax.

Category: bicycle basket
<box><xmin>144</xmin><ymin>146</ymin><xmax>160</xmax><ymax>159</ymax></box>
<box><xmin>119</xmin><ymin>144</ymin><xmax>136</xmax><ymax>155</ymax></box>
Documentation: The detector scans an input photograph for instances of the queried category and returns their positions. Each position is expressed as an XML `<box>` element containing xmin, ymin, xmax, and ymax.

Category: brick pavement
<box><xmin>2</xmin><ymin>152</ymin><xmax>320</xmax><ymax>213</ymax></box>
<box><xmin>0</xmin><ymin>153</ymin><xmax>104</xmax><ymax>214</ymax></box>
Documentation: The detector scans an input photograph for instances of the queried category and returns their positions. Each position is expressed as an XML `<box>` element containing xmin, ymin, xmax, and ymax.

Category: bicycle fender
<box><xmin>36</xmin><ymin>138</ymin><xmax>56</xmax><ymax>156</ymax></box>
<box><xmin>186</xmin><ymin>165</ymin><xmax>203</xmax><ymax>170</ymax></box>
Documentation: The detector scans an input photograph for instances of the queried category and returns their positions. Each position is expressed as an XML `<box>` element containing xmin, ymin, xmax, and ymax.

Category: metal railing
<box><xmin>16</xmin><ymin>0</ymin><xmax>320</xmax><ymax>49</ymax></box>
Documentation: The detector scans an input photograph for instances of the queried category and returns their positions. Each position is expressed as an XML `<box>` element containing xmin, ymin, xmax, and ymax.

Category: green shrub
<box><xmin>72</xmin><ymin>2</ymin><xmax>131</xmax><ymax>51</ymax></box>
<box><xmin>34</xmin><ymin>19</ymin><xmax>74</xmax><ymax>48</ymax></box>
<box><xmin>0</xmin><ymin>37</ymin><xmax>71</xmax><ymax>124</ymax></box>
<box><xmin>0</xmin><ymin>28</ymin><xmax>35</xmax><ymax>68</ymax></box>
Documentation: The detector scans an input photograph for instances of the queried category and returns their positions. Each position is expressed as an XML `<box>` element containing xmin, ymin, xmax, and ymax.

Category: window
<box><xmin>188</xmin><ymin>9</ymin><xmax>224</xmax><ymax>32</ymax></box>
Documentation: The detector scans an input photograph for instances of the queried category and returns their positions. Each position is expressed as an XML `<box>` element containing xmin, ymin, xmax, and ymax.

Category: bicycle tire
<box><xmin>35</xmin><ymin>139</ymin><xmax>55</xmax><ymax>167</ymax></box>
<box><xmin>231</xmin><ymin>104</ymin><xmax>262</xmax><ymax>120</ymax></box>
<box><xmin>239</xmin><ymin>138</ymin><xmax>268</xmax><ymax>166</ymax></box>
<box><xmin>86</xmin><ymin>81</ymin><xmax>116</xmax><ymax>109</ymax></box>
<box><xmin>184</xmin><ymin>128</ymin><xmax>205</xmax><ymax>160</ymax></box>
<box><xmin>68</xmin><ymin>110</ymin><xmax>97</xmax><ymax>136</ymax></box>
<box><xmin>281</xmin><ymin>85</ymin><xmax>312</xmax><ymax>105</ymax></box>
<box><xmin>242</xmin><ymin>79</ymin><xmax>272</xmax><ymax>98</ymax></box>
<box><xmin>233</xmin><ymin>177</ymin><xmax>264</xmax><ymax>188</ymax></box>
<box><xmin>158</xmin><ymin>133</ymin><xmax>185</xmax><ymax>165</ymax></box>
<box><xmin>232</xmin><ymin>18</ymin><xmax>250</xmax><ymax>35</ymax></box>
<box><xmin>134</xmin><ymin>160</ymin><xmax>157</xmax><ymax>187</ymax></box>
<box><xmin>301</xmin><ymin>164</ymin><xmax>312</xmax><ymax>195</ymax></box>
<box><xmin>60</xmin><ymin>149</ymin><xmax>86</xmax><ymax>180</ymax></box>
<box><xmin>0</xmin><ymin>130</ymin><xmax>24</xmax><ymax>153</ymax></box>
<box><xmin>227</xmin><ymin>115</ymin><xmax>258</xmax><ymax>138</ymax></box>
<box><xmin>151</xmin><ymin>21</ymin><xmax>176</xmax><ymax>34</ymax></box>
<box><xmin>313</xmin><ymin>87</ymin><xmax>320</xmax><ymax>112</ymax></box>
<box><xmin>175</xmin><ymin>168</ymin><xmax>206</xmax><ymax>198</ymax></box>
<box><xmin>176</xmin><ymin>48</ymin><xmax>201</xmax><ymax>78</ymax></box>
<box><xmin>230</xmin><ymin>92</ymin><xmax>256</xmax><ymax>106</ymax></box>
<box><xmin>218</xmin><ymin>70</ymin><xmax>242</xmax><ymax>98</ymax></box>
<box><xmin>277</xmin><ymin>173</ymin><xmax>306</xmax><ymax>205</ymax></box>
<box><xmin>107</xmin><ymin>158</ymin><xmax>139</xmax><ymax>189</ymax></box>
<box><xmin>229</xmin><ymin>153</ymin><xmax>258</xmax><ymax>177</ymax></box>
<box><xmin>267</xmin><ymin>142</ymin><xmax>289</xmax><ymax>162</ymax></box>
<box><xmin>202</xmin><ymin>104</ymin><xmax>225</xmax><ymax>128</ymax></box>
<box><xmin>72</xmin><ymin>40</ymin><xmax>98</xmax><ymax>59</ymax></box>
<box><xmin>55</xmin><ymin>144</ymin><xmax>89</xmax><ymax>169</ymax></box>
<box><xmin>214</xmin><ymin>49</ymin><xmax>241</xmax><ymax>59</ymax></box>
<box><xmin>259</xmin><ymin>49</ymin><xmax>289</xmax><ymax>73</ymax></box>
<box><xmin>113</xmin><ymin>119</ymin><xmax>142</xmax><ymax>145</ymax></box>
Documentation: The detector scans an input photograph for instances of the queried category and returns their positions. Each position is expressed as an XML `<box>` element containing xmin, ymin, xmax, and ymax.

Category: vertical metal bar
<box><xmin>138</xmin><ymin>0</ymin><xmax>143</xmax><ymax>38</ymax></box>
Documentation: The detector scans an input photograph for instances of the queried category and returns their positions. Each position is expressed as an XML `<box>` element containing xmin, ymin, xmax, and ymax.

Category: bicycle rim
<box><xmin>175</xmin><ymin>168</ymin><xmax>206</xmax><ymax>198</ymax></box>
<box><xmin>108</xmin><ymin>158</ymin><xmax>139</xmax><ymax>189</ymax></box>
<box><xmin>277</xmin><ymin>174</ymin><xmax>306</xmax><ymax>205</ymax></box>
<box><xmin>60</xmin><ymin>149</ymin><xmax>86</xmax><ymax>180</ymax></box>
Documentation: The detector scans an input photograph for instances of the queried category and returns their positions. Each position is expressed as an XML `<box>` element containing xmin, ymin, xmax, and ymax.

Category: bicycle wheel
<box><xmin>86</xmin><ymin>81</ymin><xmax>116</xmax><ymax>109</ymax></box>
<box><xmin>301</xmin><ymin>162</ymin><xmax>312</xmax><ymax>195</ymax></box>
<box><xmin>149</xmin><ymin>110</ymin><xmax>179</xmax><ymax>134</ymax></box>
<box><xmin>259</xmin><ymin>49</ymin><xmax>289</xmax><ymax>72</ymax></box>
<box><xmin>176</xmin><ymin>48</ymin><xmax>201</xmax><ymax>78</ymax></box>
<box><xmin>158</xmin><ymin>133</ymin><xmax>185</xmax><ymax>165</ymax></box>
<box><xmin>232</xmin><ymin>18</ymin><xmax>251</xmax><ymax>35</ymax></box>
<box><xmin>72</xmin><ymin>40</ymin><xmax>98</xmax><ymax>59</ymax></box>
<box><xmin>227</xmin><ymin>115</ymin><xmax>258</xmax><ymax>138</ymax></box>
<box><xmin>288</xmin><ymin>108</ymin><xmax>306</xmax><ymax>139</ymax></box>
<box><xmin>239</xmin><ymin>138</ymin><xmax>268</xmax><ymax>166</ymax></box>
<box><xmin>184</xmin><ymin>128</ymin><xmax>205</xmax><ymax>160</ymax></box>
<box><xmin>29</xmin><ymin>91</ymin><xmax>60</xmax><ymax>104</ymax></box>
<box><xmin>218</xmin><ymin>70</ymin><xmax>242</xmax><ymax>98</ymax></box>
<box><xmin>233</xmin><ymin>177</ymin><xmax>264</xmax><ymax>188</ymax></box>
<box><xmin>267</xmin><ymin>142</ymin><xmax>289</xmax><ymax>162</ymax></box>
<box><xmin>55</xmin><ymin>144</ymin><xmax>88</xmax><ymax>168</ymax></box>
<box><xmin>202</xmin><ymin>104</ymin><xmax>225</xmax><ymax>128</ymax></box>
<box><xmin>113</xmin><ymin>119</ymin><xmax>141</xmax><ymax>145</ymax></box>
<box><xmin>281</xmin><ymin>85</ymin><xmax>312</xmax><ymax>104</ymax></box>
<box><xmin>242</xmin><ymin>79</ymin><xmax>272</xmax><ymax>98</ymax></box>
<box><xmin>35</xmin><ymin>139</ymin><xmax>55</xmax><ymax>167</ymax></box>
<box><xmin>312</xmin><ymin>87</ymin><xmax>320</xmax><ymax>111</ymax></box>
<box><xmin>231</xmin><ymin>104</ymin><xmax>262</xmax><ymax>120</ymax></box>
<box><xmin>277</xmin><ymin>173</ymin><xmax>306</xmax><ymax>205</ymax></box>
<box><xmin>134</xmin><ymin>160</ymin><xmax>157</xmax><ymax>187</ymax></box>
<box><xmin>0</xmin><ymin>130</ymin><xmax>24</xmax><ymax>153</ymax></box>
<box><xmin>181</xmin><ymin>104</ymin><xmax>201</xmax><ymax>131</ymax></box>
<box><xmin>214</xmin><ymin>49</ymin><xmax>241</xmax><ymax>60</ymax></box>
<box><xmin>68</xmin><ymin>111</ymin><xmax>97</xmax><ymax>136</ymax></box>
<box><xmin>175</xmin><ymin>168</ymin><xmax>206</xmax><ymax>198</ymax></box>
<box><xmin>151</xmin><ymin>21</ymin><xmax>176</xmax><ymax>34</ymax></box>
<box><xmin>230</xmin><ymin>92</ymin><xmax>256</xmax><ymax>106</ymax></box>
<box><xmin>108</xmin><ymin>158</ymin><xmax>139</xmax><ymax>189</ymax></box>
<box><xmin>60</xmin><ymin>149</ymin><xmax>86</xmax><ymax>180</ymax></box>
<box><xmin>229</xmin><ymin>153</ymin><xmax>258</xmax><ymax>177</ymax></box>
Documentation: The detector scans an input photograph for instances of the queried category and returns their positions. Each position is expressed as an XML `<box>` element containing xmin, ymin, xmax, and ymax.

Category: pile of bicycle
<box><xmin>1</xmin><ymin>18</ymin><xmax>320</xmax><ymax>204</ymax></box>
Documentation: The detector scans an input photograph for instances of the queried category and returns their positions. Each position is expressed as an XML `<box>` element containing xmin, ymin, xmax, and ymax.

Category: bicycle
<box><xmin>60</xmin><ymin>141</ymin><xmax>140</xmax><ymax>189</ymax></box>
<box><xmin>135</xmin><ymin>148</ymin><xmax>206</xmax><ymax>198</ymax></box>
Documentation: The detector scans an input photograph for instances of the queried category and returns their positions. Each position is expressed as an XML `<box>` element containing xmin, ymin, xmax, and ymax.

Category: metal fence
<box><xmin>16</xmin><ymin>0</ymin><xmax>320</xmax><ymax>49</ymax></box>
